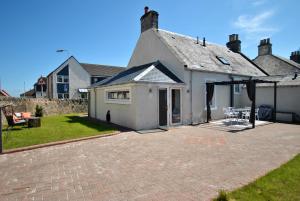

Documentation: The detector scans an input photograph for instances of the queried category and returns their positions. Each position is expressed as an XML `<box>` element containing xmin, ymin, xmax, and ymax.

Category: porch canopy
<box><xmin>206</xmin><ymin>79</ymin><xmax>278</xmax><ymax>128</ymax></box>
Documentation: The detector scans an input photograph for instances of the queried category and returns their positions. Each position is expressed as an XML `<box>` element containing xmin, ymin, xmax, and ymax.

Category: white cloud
<box><xmin>234</xmin><ymin>10</ymin><xmax>277</xmax><ymax>33</ymax></box>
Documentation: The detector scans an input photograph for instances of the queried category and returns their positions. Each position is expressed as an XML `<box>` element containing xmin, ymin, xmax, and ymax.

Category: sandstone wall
<box><xmin>1</xmin><ymin>97</ymin><xmax>88</xmax><ymax>124</ymax></box>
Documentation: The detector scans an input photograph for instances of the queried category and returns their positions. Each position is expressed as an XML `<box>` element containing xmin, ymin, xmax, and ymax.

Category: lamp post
<box><xmin>56</xmin><ymin>49</ymin><xmax>70</xmax><ymax>57</ymax></box>
<box><xmin>0</xmin><ymin>106</ymin><xmax>2</xmax><ymax>154</ymax></box>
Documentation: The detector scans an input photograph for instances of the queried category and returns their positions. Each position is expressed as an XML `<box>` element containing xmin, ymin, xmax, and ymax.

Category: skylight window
<box><xmin>216</xmin><ymin>56</ymin><xmax>230</xmax><ymax>65</ymax></box>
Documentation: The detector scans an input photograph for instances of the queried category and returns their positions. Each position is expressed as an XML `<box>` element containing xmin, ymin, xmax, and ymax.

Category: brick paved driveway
<box><xmin>0</xmin><ymin>123</ymin><xmax>300</xmax><ymax>201</ymax></box>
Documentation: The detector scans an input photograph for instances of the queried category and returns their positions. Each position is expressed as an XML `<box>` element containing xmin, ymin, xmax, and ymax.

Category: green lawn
<box><xmin>2</xmin><ymin>114</ymin><xmax>117</xmax><ymax>150</ymax></box>
<box><xmin>224</xmin><ymin>154</ymin><xmax>300</xmax><ymax>201</ymax></box>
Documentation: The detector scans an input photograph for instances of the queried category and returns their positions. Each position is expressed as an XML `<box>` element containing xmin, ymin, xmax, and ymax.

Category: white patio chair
<box><xmin>255</xmin><ymin>108</ymin><xmax>259</xmax><ymax>120</ymax></box>
<box><xmin>223</xmin><ymin>107</ymin><xmax>238</xmax><ymax>125</ymax></box>
<box><xmin>242</xmin><ymin>107</ymin><xmax>250</xmax><ymax>119</ymax></box>
<box><xmin>242</xmin><ymin>108</ymin><xmax>259</xmax><ymax>120</ymax></box>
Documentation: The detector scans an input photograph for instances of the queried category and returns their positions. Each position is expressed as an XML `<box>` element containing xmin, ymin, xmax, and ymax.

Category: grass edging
<box><xmin>2</xmin><ymin>131</ymin><xmax>120</xmax><ymax>155</ymax></box>
<box><xmin>213</xmin><ymin>153</ymin><xmax>300</xmax><ymax>201</ymax></box>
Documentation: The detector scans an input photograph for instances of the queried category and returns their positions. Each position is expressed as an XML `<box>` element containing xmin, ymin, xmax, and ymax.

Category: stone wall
<box><xmin>1</xmin><ymin>97</ymin><xmax>88</xmax><ymax>124</ymax></box>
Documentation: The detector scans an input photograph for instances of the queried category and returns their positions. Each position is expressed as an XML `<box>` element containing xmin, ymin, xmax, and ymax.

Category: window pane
<box><xmin>58</xmin><ymin>94</ymin><xmax>63</xmax><ymax>99</ymax></box>
<box><xmin>64</xmin><ymin>76</ymin><xmax>69</xmax><ymax>83</ymax></box>
<box><xmin>57</xmin><ymin>76</ymin><xmax>63</xmax><ymax>83</ymax></box>
<box><xmin>124</xmin><ymin>92</ymin><xmax>129</xmax><ymax>99</ymax></box>
<box><xmin>234</xmin><ymin>84</ymin><xmax>240</xmax><ymax>93</ymax></box>
<box><xmin>172</xmin><ymin>89</ymin><xmax>181</xmax><ymax>123</ymax></box>
<box><xmin>107</xmin><ymin>90</ymin><xmax>130</xmax><ymax>100</ymax></box>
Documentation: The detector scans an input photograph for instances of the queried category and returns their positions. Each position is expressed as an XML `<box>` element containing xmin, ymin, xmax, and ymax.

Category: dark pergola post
<box><xmin>273</xmin><ymin>82</ymin><xmax>277</xmax><ymax>122</ymax></box>
<box><xmin>230</xmin><ymin>84</ymin><xmax>234</xmax><ymax>107</ymax></box>
<box><xmin>206</xmin><ymin>83</ymin><xmax>209</xmax><ymax>123</ymax></box>
<box><xmin>252</xmin><ymin>82</ymin><xmax>256</xmax><ymax>129</ymax></box>
<box><xmin>0</xmin><ymin>107</ymin><xmax>2</xmax><ymax>154</ymax></box>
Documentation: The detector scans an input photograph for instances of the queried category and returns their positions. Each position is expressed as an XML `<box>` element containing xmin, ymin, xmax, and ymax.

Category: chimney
<box><xmin>290</xmin><ymin>51</ymin><xmax>300</xmax><ymax>64</ymax></box>
<box><xmin>258</xmin><ymin>38</ymin><xmax>272</xmax><ymax>56</ymax></box>
<box><xmin>226</xmin><ymin>34</ymin><xmax>241</xmax><ymax>53</ymax></box>
<box><xmin>140</xmin><ymin>6</ymin><xmax>159</xmax><ymax>33</ymax></box>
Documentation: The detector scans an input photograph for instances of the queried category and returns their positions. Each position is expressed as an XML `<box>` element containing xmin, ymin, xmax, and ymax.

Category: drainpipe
<box><xmin>94</xmin><ymin>88</ymin><xmax>97</xmax><ymax>119</ymax></box>
<box><xmin>189</xmin><ymin>69</ymin><xmax>193</xmax><ymax>125</ymax></box>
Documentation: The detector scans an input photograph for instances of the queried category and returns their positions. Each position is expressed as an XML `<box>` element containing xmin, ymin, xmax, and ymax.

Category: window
<box><xmin>106</xmin><ymin>89</ymin><xmax>131</xmax><ymax>104</ymax></box>
<box><xmin>171</xmin><ymin>89</ymin><xmax>181</xmax><ymax>124</ymax></box>
<box><xmin>205</xmin><ymin>80</ymin><xmax>217</xmax><ymax>110</ymax></box>
<box><xmin>57</xmin><ymin>75</ymin><xmax>69</xmax><ymax>83</ymax></box>
<box><xmin>58</xmin><ymin>93</ymin><xmax>69</xmax><ymax>99</ymax></box>
<box><xmin>57</xmin><ymin>76</ymin><xmax>63</xmax><ymax>83</ymax></box>
<box><xmin>234</xmin><ymin>84</ymin><xmax>241</xmax><ymax>94</ymax></box>
<box><xmin>107</xmin><ymin>91</ymin><xmax>130</xmax><ymax>100</ymax></box>
<box><xmin>80</xmin><ymin>93</ymin><xmax>87</xmax><ymax>99</ymax></box>
<box><xmin>216</xmin><ymin>56</ymin><xmax>230</xmax><ymax>65</ymax></box>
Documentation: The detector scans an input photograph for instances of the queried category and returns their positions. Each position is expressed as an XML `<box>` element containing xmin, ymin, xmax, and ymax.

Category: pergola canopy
<box><xmin>206</xmin><ymin>78</ymin><xmax>278</xmax><ymax>129</ymax></box>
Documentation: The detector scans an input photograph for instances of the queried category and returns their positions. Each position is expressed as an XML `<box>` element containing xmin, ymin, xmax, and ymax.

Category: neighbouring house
<box><xmin>250</xmin><ymin>39</ymin><xmax>300</xmax><ymax>122</ymax></box>
<box><xmin>88</xmin><ymin>7</ymin><xmax>268</xmax><ymax>130</ymax></box>
<box><xmin>20</xmin><ymin>89</ymin><xmax>35</xmax><ymax>98</ymax></box>
<box><xmin>19</xmin><ymin>76</ymin><xmax>47</xmax><ymax>98</ymax></box>
<box><xmin>253</xmin><ymin>38</ymin><xmax>300</xmax><ymax>75</ymax></box>
<box><xmin>34</xmin><ymin>76</ymin><xmax>47</xmax><ymax>98</ymax></box>
<box><xmin>241</xmin><ymin>74</ymin><xmax>300</xmax><ymax>122</ymax></box>
<box><xmin>0</xmin><ymin>89</ymin><xmax>10</xmax><ymax>97</ymax></box>
<box><xmin>47</xmin><ymin>56</ymin><xmax>124</xmax><ymax>99</ymax></box>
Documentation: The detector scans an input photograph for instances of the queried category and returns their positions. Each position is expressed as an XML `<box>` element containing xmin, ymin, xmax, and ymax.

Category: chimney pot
<box><xmin>226</xmin><ymin>34</ymin><xmax>241</xmax><ymax>53</ymax></box>
<box><xmin>290</xmin><ymin>50</ymin><xmax>300</xmax><ymax>64</ymax></box>
<box><xmin>258</xmin><ymin>38</ymin><xmax>272</xmax><ymax>56</ymax></box>
<box><xmin>140</xmin><ymin>7</ymin><xmax>159</xmax><ymax>33</ymax></box>
<box><xmin>144</xmin><ymin>6</ymin><xmax>149</xmax><ymax>14</ymax></box>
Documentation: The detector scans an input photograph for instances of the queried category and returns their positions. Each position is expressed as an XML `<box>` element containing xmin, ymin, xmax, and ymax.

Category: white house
<box><xmin>88</xmin><ymin>7</ymin><xmax>268</xmax><ymax>130</ymax></box>
<box><xmin>47</xmin><ymin>56</ymin><xmax>124</xmax><ymax>99</ymax></box>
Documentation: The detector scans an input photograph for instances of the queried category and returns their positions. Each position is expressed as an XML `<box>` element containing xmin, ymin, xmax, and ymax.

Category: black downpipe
<box><xmin>230</xmin><ymin>77</ymin><xmax>234</xmax><ymax>107</ymax></box>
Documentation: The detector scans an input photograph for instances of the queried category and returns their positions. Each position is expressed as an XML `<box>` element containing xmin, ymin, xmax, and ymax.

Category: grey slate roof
<box><xmin>253</xmin><ymin>54</ymin><xmax>300</xmax><ymax>76</ymax></box>
<box><xmin>154</xmin><ymin>29</ymin><xmax>267</xmax><ymax>76</ymax></box>
<box><xmin>91</xmin><ymin>61</ymin><xmax>184</xmax><ymax>87</ymax></box>
<box><xmin>256</xmin><ymin>74</ymin><xmax>300</xmax><ymax>87</ymax></box>
<box><xmin>80</xmin><ymin>63</ymin><xmax>125</xmax><ymax>77</ymax></box>
<box><xmin>274</xmin><ymin>55</ymin><xmax>300</xmax><ymax>68</ymax></box>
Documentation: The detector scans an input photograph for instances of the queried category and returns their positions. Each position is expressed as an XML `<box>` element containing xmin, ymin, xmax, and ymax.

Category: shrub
<box><xmin>35</xmin><ymin>105</ymin><xmax>44</xmax><ymax>117</ymax></box>
<box><xmin>214</xmin><ymin>190</ymin><xmax>229</xmax><ymax>201</ymax></box>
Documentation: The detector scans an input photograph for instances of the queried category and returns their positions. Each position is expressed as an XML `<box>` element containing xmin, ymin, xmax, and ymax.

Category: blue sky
<box><xmin>0</xmin><ymin>0</ymin><xmax>299</xmax><ymax>96</ymax></box>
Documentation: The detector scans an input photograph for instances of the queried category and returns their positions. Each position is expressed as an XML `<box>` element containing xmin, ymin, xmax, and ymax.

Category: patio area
<box><xmin>0</xmin><ymin>123</ymin><xmax>299</xmax><ymax>201</ymax></box>
<box><xmin>201</xmin><ymin>118</ymin><xmax>272</xmax><ymax>132</ymax></box>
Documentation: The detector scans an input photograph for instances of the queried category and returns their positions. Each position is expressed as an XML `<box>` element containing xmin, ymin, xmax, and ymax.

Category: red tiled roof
<box><xmin>0</xmin><ymin>89</ymin><xmax>10</xmax><ymax>97</ymax></box>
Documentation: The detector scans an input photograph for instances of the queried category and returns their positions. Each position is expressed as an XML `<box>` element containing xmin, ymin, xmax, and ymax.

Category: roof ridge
<box><xmin>239</xmin><ymin>52</ymin><xmax>269</xmax><ymax>75</ymax></box>
<box><xmin>157</xmin><ymin>29</ymin><xmax>229</xmax><ymax>48</ymax></box>
<box><xmin>272</xmin><ymin>54</ymin><xmax>300</xmax><ymax>69</ymax></box>
<box><xmin>80</xmin><ymin>62</ymin><xmax>125</xmax><ymax>68</ymax></box>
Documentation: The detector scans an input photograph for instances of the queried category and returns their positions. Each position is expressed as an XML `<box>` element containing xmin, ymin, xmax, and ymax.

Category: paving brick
<box><xmin>0</xmin><ymin>123</ymin><xmax>299</xmax><ymax>200</ymax></box>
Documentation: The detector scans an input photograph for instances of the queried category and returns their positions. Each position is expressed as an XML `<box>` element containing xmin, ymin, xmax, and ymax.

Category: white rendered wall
<box><xmin>89</xmin><ymin>90</ymin><xmax>96</xmax><ymax>118</ymax></box>
<box><xmin>94</xmin><ymin>85</ymin><xmax>137</xmax><ymax>129</ymax></box>
<box><xmin>240</xmin><ymin>85</ymin><xmax>300</xmax><ymax>121</ymax></box>
<box><xmin>68</xmin><ymin>58</ymin><xmax>90</xmax><ymax>99</ymax></box>
<box><xmin>51</xmin><ymin>57</ymin><xmax>90</xmax><ymax>99</ymax></box>
<box><xmin>190</xmin><ymin>71</ymin><xmax>232</xmax><ymax>124</ymax></box>
<box><xmin>128</xmin><ymin>29</ymin><xmax>185</xmax><ymax>81</ymax></box>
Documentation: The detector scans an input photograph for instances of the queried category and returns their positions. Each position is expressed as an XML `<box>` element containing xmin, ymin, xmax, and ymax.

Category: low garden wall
<box><xmin>1</xmin><ymin>97</ymin><xmax>88</xmax><ymax>124</ymax></box>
